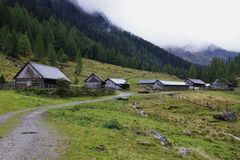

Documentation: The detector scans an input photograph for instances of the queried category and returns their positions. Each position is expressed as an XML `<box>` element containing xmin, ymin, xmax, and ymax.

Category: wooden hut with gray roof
<box><xmin>185</xmin><ymin>78</ymin><xmax>206</xmax><ymax>89</ymax></box>
<box><xmin>84</xmin><ymin>73</ymin><xmax>103</xmax><ymax>89</ymax></box>
<box><xmin>13</xmin><ymin>62</ymin><xmax>70</xmax><ymax>88</ymax></box>
<box><xmin>138</xmin><ymin>79</ymin><xmax>189</xmax><ymax>90</ymax></box>
<box><xmin>104</xmin><ymin>78</ymin><xmax>130</xmax><ymax>90</ymax></box>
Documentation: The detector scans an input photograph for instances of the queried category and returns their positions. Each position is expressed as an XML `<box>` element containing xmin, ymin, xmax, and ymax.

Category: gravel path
<box><xmin>0</xmin><ymin>92</ymin><xmax>133</xmax><ymax>160</ymax></box>
<box><xmin>0</xmin><ymin>109</ymin><xmax>31</xmax><ymax>124</ymax></box>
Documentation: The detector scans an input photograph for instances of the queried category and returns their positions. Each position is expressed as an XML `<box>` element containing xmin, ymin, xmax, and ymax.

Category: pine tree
<box><xmin>0</xmin><ymin>75</ymin><xmax>6</xmax><ymax>84</ymax></box>
<box><xmin>47</xmin><ymin>43</ymin><xmax>58</xmax><ymax>66</ymax></box>
<box><xmin>58</xmin><ymin>48</ymin><xmax>68</xmax><ymax>63</ymax></box>
<box><xmin>74</xmin><ymin>76</ymin><xmax>79</xmax><ymax>85</ymax></box>
<box><xmin>188</xmin><ymin>64</ymin><xmax>197</xmax><ymax>78</ymax></box>
<box><xmin>75</xmin><ymin>49</ymin><xmax>82</xmax><ymax>76</ymax></box>
<box><xmin>17</xmin><ymin>34</ymin><xmax>31</xmax><ymax>55</ymax></box>
<box><xmin>33</xmin><ymin>34</ymin><xmax>45</xmax><ymax>61</ymax></box>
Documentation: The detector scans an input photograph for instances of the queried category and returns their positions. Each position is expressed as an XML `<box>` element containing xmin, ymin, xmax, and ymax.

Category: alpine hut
<box><xmin>153</xmin><ymin>80</ymin><xmax>189</xmax><ymax>90</ymax></box>
<box><xmin>84</xmin><ymin>73</ymin><xmax>103</xmax><ymax>89</ymax></box>
<box><xmin>104</xmin><ymin>78</ymin><xmax>130</xmax><ymax>90</ymax></box>
<box><xmin>185</xmin><ymin>78</ymin><xmax>206</xmax><ymax>89</ymax></box>
<box><xmin>210</xmin><ymin>79</ymin><xmax>230</xmax><ymax>90</ymax></box>
<box><xmin>138</xmin><ymin>80</ymin><xmax>157</xmax><ymax>89</ymax></box>
<box><xmin>13</xmin><ymin>62</ymin><xmax>70</xmax><ymax>88</ymax></box>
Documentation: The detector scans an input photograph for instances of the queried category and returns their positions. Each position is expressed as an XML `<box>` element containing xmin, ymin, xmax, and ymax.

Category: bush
<box><xmin>56</xmin><ymin>78</ymin><xmax>70</xmax><ymax>97</ymax></box>
<box><xmin>103</xmin><ymin>119</ymin><xmax>123</xmax><ymax>130</ymax></box>
<box><xmin>0</xmin><ymin>75</ymin><xmax>6</xmax><ymax>84</ymax></box>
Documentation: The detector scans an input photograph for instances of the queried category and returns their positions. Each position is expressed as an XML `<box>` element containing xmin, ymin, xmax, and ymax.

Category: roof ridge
<box><xmin>29</xmin><ymin>61</ymin><xmax>59</xmax><ymax>69</ymax></box>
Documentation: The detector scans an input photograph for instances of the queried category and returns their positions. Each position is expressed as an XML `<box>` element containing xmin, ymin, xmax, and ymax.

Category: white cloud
<box><xmin>73</xmin><ymin>0</ymin><xmax>240</xmax><ymax>51</ymax></box>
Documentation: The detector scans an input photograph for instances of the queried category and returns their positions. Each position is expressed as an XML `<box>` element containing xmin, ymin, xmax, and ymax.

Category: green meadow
<box><xmin>47</xmin><ymin>92</ymin><xmax>240</xmax><ymax>160</ymax></box>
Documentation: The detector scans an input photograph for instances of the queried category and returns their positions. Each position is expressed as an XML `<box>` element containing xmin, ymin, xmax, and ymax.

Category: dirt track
<box><xmin>0</xmin><ymin>92</ymin><xmax>133</xmax><ymax>160</ymax></box>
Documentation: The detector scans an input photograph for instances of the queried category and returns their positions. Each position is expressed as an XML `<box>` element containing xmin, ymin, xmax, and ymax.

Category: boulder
<box><xmin>148</xmin><ymin>130</ymin><xmax>170</xmax><ymax>146</ymax></box>
<box><xmin>178</xmin><ymin>147</ymin><xmax>190</xmax><ymax>156</ymax></box>
<box><xmin>116</xmin><ymin>97</ymin><xmax>128</xmax><ymax>101</ymax></box>
<box><xmin>213</xmin><ymin>112</ymin><xmax>237</xmax><ymax>122</ymax></box>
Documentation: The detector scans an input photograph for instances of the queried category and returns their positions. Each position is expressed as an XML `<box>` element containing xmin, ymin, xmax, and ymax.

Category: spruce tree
<box><xmin>58</xmin><ymin>48</ymin><xmax>68</xmax><ymax>63</ymax></box>
<box><xmin>75</xmin><ymin>49</ymin><xmax>82</xmax><ymax>76</ymax></box>
<box><xmin>17</xmin><ymin>34</ymin><xmax>31</xmax><ymax>55</ymax></box>
<box><xmin>33</xmin><ymin>34</ymin><xmax>45</xmax><ymax>61</ymax></box>
<box><xmin>188</xmin><ymin>64</ymin><xmax>197</xmax><ymax>78</ymax></box>
<box><xmin>47</xmin><ymin>43</ymin><xmax>58</xmax><ymax>66</ymax></box>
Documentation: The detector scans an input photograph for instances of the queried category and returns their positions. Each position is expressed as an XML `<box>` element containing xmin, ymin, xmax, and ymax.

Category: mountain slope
<box><xmin>166</xmin><ymin>44</ymin><xmax>239</xmax><ymax>65</ymax></box>
<box><xmin>6</xmin><ymin>0</ymin><xmax>192</xmax><ymax>72</ymax></box>
<box><xmin>0</xmin><ymin>53</ymin><xmax>179</xmax><ymax>91</ymax></box>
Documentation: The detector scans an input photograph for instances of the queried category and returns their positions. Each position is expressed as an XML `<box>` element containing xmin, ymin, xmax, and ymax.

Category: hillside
<box><xmin>0</xmin><ymin>0</ymin><xmax>191</xmax><ymax>78</ymax></box>
<box><xmin>0</xmin><ymin>53</ymin><xmax>179</xmax><ymax>89</ymax></box>
<box><xmin>166</xmin><ymin>44</ymin><xmax>239</xmax><ymax>65</ymax></box>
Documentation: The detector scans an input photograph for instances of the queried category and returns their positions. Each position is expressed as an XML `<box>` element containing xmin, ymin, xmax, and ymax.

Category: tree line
<box><xmin>188</xmin><ymin>56</ymin><xmax>240</xmax><ymax>86</ymax></box>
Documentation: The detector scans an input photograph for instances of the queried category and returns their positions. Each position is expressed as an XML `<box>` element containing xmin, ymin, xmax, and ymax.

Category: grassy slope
<box><xmin>0</xmin><ymin>90</ymin><xmax>97</xmax><ymax>115</ymax></box>
<box><xmin>0</xmin><ymin>54</ymin><xmax>179</xmax><ymax>91</ymax></box>
<box><xmin>47</xmin><ymin>92</ymin><xmax>240</xmax><ymax>160</ymax></box>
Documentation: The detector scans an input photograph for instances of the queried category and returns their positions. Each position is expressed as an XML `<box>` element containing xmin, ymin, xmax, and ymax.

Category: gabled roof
<box><xmin>106</xmin><ymin>78</ymin><xmax>128</xmax><ymax>85</ymax></box>
<box><xmin>84</xmin><ymin>73</ymin><xmax>103</xmax><ymax>82</ymax></box>
<box><xmin>159</xmin><ymin>80</ymin><xmax>188</xmax><ymax>86</ymax></box>
<box><xmin>187</xmin><ymin>78</ymin><xmax>206</xmax><ymax>85</ymax></box>
<box><xmin>139</xmin><ymin>80</ymin><xmax>157</xmax><ymax>84</ymax></box>
<box><xmin>14</xmin><ymin>62</ymin><xmax>70</xmax><ymax>81</ymax></box>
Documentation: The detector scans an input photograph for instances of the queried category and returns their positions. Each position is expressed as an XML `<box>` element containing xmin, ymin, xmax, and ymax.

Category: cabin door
<box><xmin>26</xmin><ymin>80</ymin><xmax>32</xmax><ymax>87</ymax></box>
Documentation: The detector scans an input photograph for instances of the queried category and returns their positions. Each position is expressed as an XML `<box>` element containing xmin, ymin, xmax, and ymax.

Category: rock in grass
<box><xmin>178</xmin><ymin>147</ymin><xmax>190</xmax><ymax>156</ymax></box>
<box><xmin>148</xmin><ymin>130</ymin><xmax>170</xmax><ymax>146</ymax></box>
<box><xmin>137</xmin><ymin>141</ymin><xmax>155</xmax><ymax>147</ymax></box>
<box><xmin>213</xmin><ymin>112</ymin><xmax>237</xmax><ymax>122</ymax></box>
<box><xmin>116</xmin><ymin>97</ymin><xmax>128</xmax><ymax>101</ymax></box>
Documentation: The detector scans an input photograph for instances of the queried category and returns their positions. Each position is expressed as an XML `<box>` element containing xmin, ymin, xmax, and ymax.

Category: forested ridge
<box><xmin>0</xmin><ymin>0</ymin><xmax>191</xmax><ymax>77</ymax></box>
<box><xmin>0</xmin><ymin>0</ymin><xmax>239</xmax><ymax>85</ymax></box>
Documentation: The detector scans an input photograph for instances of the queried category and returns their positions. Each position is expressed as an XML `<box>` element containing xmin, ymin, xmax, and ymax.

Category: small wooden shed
<box><xmin>104</xmin><ymin>78</ymin><xmax>130</xmax><ymax>90</ymax></box>
<box><xmin>13</xmin><ymin>62</ymin><xmax>70</xmax><ymax>88</ymax></box>
<box><xmin>185</xmin><ymin>78</ymin><xmax>206</xmax><ymax>89</ymax></box>
<box><xmin>138</xmin><ymin>80</ymin><xmax>157</xmax><ymax>89</ymax></box>
<box><xmin>84</xmin><ymin>73</ymin><xmax>103</xmax><ymax>89</ymax></box>
<box><xmin>210</xmin><ymin>79</ymin><xmax>230</xmax><ymax>90</ymax></box>
<box><xmin>153</xmin><ymin>80</ymin><xmax>189</xmax><ymax>90</ymax></box>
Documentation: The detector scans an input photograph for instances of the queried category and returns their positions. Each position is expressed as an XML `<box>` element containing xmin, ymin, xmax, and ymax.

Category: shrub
<box><xmin>0</xmin><ymin>75</ymin><xmax>6</xmax><ymax>84</ymax></box>
<box><xmin>103</xmin><ymin>119</ymin><xmax>123</xmax><ymax>130</ymax></box>
<box><xmin>56</xmin><ymin>78</ymin><xmax>70</xmax><ymax>97</ymax></box>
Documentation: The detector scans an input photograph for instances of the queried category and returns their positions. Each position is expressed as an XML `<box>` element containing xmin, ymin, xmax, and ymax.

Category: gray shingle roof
<box><xmin>108</xmin><ymin>78</ymin><xmax>128</xmax><ymax>85</ymax></box>
<box><xmin>30</xmin><ymin>62</ymin><xmax>70</xmax><ymax>81</ymax></box>
<box><xmin>159</xmin><ymin>80</ymin><xmax>188</xmax><ymax>86</ymax></box>
<box><xmin>139</xmin><ymin>80</ymin><xmax>157</xmax><ymax>84</ymax></box>
<box><xmin>188</xmin><ymin>78</ymin><xmax>206</xmax><ymax>85</ymax></box>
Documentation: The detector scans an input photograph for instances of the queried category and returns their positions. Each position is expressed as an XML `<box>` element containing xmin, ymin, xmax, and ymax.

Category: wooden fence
<box><xmin>172</xmin><ymin>93</ymin><xmax>231</xmax><ymax>111</ymax></box>
<box><xmin>0</xmin><ymin>83</ymin><xmax>58</xmax><ymax>90</ymax></box>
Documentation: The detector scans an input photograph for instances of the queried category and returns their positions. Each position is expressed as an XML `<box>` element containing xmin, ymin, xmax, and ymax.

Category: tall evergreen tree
<box><xmin>75</xmin><ymin>49</ymin><xmax>82</xmax><ymax>76</ymax></box>
<box><xmin>17</xmin><ymin>34</ymin><xmax>31</xmax><ymax>55</ymax></box>
<box><xmin>33</xmin><ymin>34</ymin><xmax>45</xmax><ymax>61</ymax></box>
<box><xmin>47</xmin><ymin>43</ymin><xmax>58</xmax><ymax>66</ymax></box>
<box><xmin>58</xmin><ymin>48</ymin><xmax>68</xmax><ymax>63</ymax></box>
<box><xmin>188</xmin><ymin>64</ymin><xmax>197</xmax><ymax>78</ymax></box>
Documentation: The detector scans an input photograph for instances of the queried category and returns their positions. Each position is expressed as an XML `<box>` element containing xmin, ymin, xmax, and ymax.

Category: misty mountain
<box><xmin>4</xmin><ymin>0</ymin><xmax>192</xmax><ymax>74</ymax></box>
<box><xmin>166</xmin><ymin>44</ymin><xmax>239</xmax><ymax>65</ymax></box>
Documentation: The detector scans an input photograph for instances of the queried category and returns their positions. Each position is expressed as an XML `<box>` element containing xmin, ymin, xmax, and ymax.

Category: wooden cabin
<box><xmin>104</xmin><ymin>78</ymin><xmax>130</xmax><ymax>90</ymax></box>
<box><xmin>13</xmin><ymin>62</ymin><xmax>70</xmax><ymax>88</ymax></box>
<box><xmin>185</xmin><ymin>78</ymin><xmax>206</xmax><ymax>89</ymax></box>
<box><xmin>153</xmin><ymin>80</ymin><xmax>189</xmax><ymax>90</ymax></box>
<box><xmin>84</xmin><ymin>73</ymin><xmax>103</xmax><ymax>89</ymax></box>
<box><xmin>138</xmin><ymin>80</ymin><xmax>157</xmax><ymax>89</ymax></box>
<box><xmin>210</xmin><ymin>79</ymin><xmax>230</xmax><ymax>90</ymax></box>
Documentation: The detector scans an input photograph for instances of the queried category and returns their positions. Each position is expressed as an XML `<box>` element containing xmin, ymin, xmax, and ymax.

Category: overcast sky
<box><xmin>72</xmin><ymin>0</ymin><xmax>240</xmax><ymax>51</ymax></box>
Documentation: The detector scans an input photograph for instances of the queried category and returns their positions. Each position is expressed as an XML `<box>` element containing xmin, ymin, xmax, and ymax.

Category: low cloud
<box><xmin>71</xmin><ymin>0</ymin><xmax>240</xmax><ymax>51</ymax></box>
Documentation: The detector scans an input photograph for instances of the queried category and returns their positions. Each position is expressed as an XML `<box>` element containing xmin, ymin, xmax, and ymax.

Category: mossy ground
<box><xmin>47</xmin><ymin>91</ymin><xmax>240</xmax><ymax>160</ymax></box>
